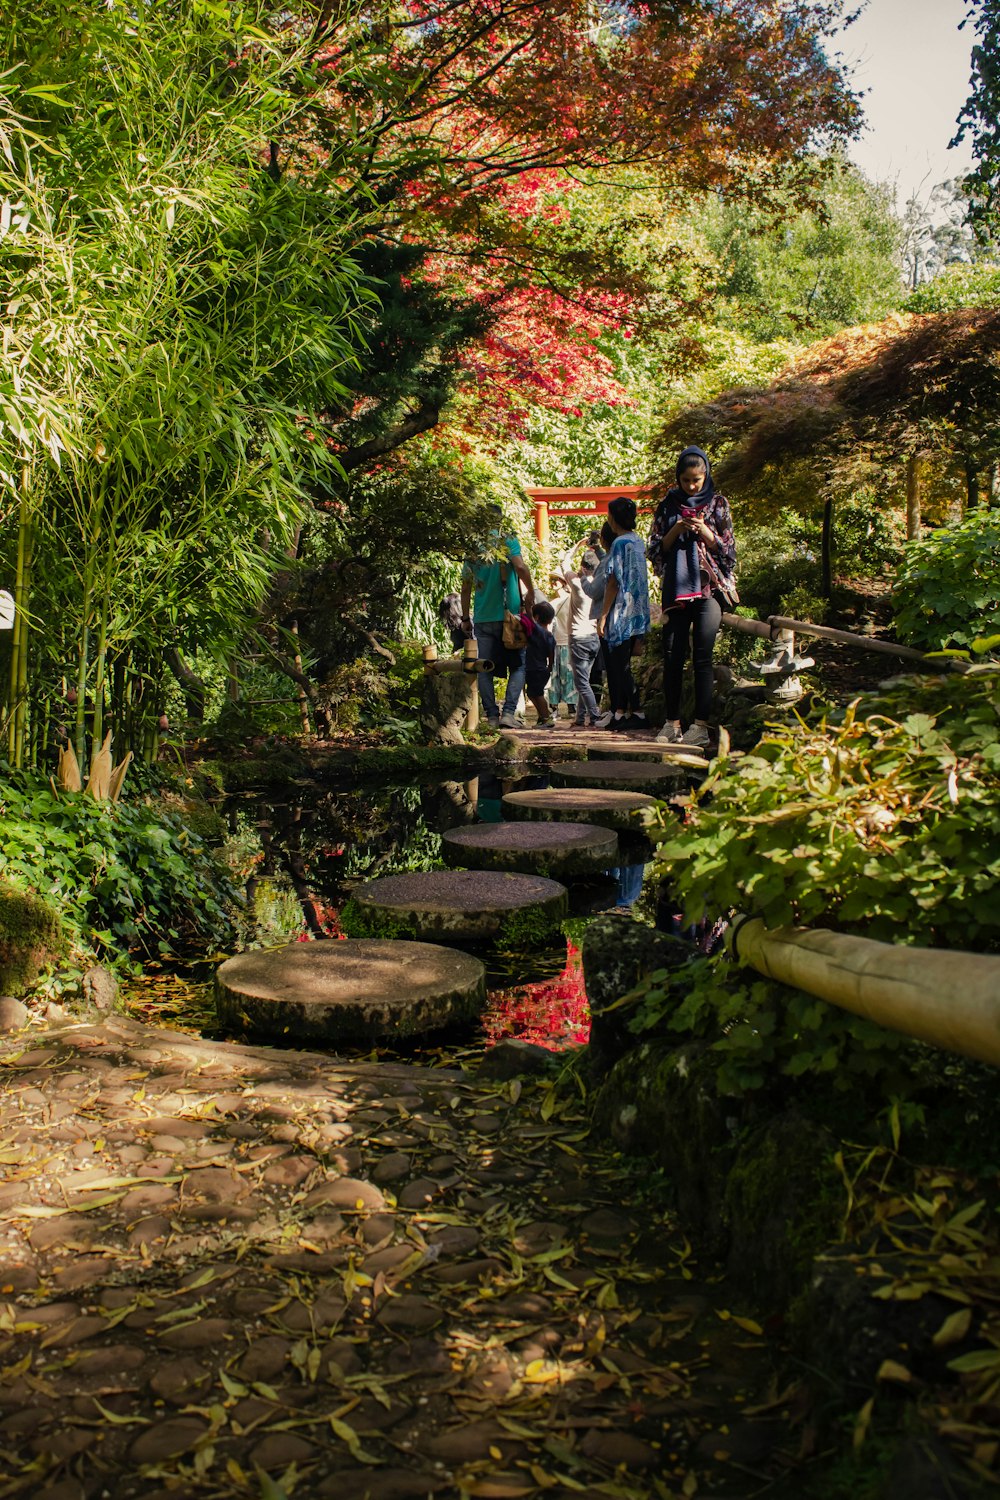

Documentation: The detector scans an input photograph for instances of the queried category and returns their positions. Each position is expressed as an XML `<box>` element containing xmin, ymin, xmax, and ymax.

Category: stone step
<box><xmin>502</xmin><ymin>787</ymin><xmax>656</xmax><ymax>833</ymax></box>
<box><xmin>342</xmin><ymin>870</ymin><xmax>568</xmax><ymax>948</ymax></box>
<box><xmin>215</xmin><ymin>939</ymin><xmax>487</xmax><ymax>1043</ymax></box>
<box><xmin>549</xmin><ymin>759</ymin><xmax>689</xmax><ymax>797</ymax></box>
<box><xmin>588</xmin><ymin>742</ymin><xmax>708</xmax><ymax>768</ymax></box>
<box><xmin>442</xmin><ymin>821</ymin><xmax>618</xmax><ymax>878</ymax></box>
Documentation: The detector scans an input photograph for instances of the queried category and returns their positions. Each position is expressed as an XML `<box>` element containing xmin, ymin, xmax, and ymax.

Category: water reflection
<box><xmin>213</xmin><ymin>767</ymin><xmax>706</xmax><ymax>1053</ymax></box>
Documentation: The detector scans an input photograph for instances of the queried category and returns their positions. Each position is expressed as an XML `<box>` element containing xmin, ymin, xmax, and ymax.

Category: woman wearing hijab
<box><xmin>647</xmin><ymin>446</ymin><xmax>737</xmax><ymax>750</ymax></box>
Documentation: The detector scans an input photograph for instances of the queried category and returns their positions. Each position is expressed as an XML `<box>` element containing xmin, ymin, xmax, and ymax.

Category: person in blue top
<box><xmin>597</xmin><ymin>495</ymin><xmax>651</xmax><ymax>733</ymax></box>
<box><xmin>460</xmin><ymin>506</ymin><xmax>536</xmax><ymax>729</ymax></box>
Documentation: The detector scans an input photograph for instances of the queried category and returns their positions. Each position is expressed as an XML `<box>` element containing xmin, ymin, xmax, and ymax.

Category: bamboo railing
<box><xmin>730</xmin><ymin>916</ymin><xmax>1000</xmax><ymax>1068</ymax></box>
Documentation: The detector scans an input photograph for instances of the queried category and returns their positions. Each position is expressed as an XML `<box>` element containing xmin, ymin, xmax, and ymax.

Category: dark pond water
<box><xmin>125</xmin><ymin>765</ymin><xmax>709</xmax><ymax>1056</ymax></box>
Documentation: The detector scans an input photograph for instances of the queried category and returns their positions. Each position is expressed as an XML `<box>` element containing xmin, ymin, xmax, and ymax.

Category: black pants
<box><xmin>662</xmin><ymin>594</ymin><xmax>722</xmax><ymax>720</ymax></box>
<box><xmin>607</xmin><ymin>639</ymin><xmax>640</xmax><ymax>715</ymax></box>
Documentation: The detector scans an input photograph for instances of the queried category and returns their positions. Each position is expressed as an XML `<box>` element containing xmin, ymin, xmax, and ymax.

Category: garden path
<box><xmin>0</xmin><ymin>1017</ymin><xmax>806</xmax><ymax>1500</ymax></box>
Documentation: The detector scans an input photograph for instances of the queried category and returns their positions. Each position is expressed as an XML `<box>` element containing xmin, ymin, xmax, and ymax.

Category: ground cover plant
<box><xmin>0</xmin><ymin>768</ymin><xmax>236</xmax><ymax>980</ymax></box>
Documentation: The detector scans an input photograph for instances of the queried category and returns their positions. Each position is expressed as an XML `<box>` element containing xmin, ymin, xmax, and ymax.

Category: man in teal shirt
<box><xmin>460</xmin><ymin>509</ymin><xmax>536</xmax><ymax>728</ymax></box>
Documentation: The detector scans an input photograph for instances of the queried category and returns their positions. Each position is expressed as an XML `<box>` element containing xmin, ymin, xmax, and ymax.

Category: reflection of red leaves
<box><xmin>295</xmin><ymin>901</ymin><xmax>347</xmax><ymax>940</ymax></box>
<box><xmin>483</xmin><ymin>941</ymin><xmax>590</xmax><ymax>1051</ymax></box>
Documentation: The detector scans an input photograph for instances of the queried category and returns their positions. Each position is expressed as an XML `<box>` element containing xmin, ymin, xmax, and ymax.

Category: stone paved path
<box><xmin>0</xmin><ymin>1019</ymin><xmax>803</xmax><ymax>1500</ymax></box>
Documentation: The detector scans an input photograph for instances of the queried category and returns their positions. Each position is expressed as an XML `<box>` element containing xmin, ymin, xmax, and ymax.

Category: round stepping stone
<box><xmin>441</xmin><ymin>821</ymin><xmax>618</xmax><ymax>878</ymax></box>
<box><xmin>502</xmin><ymin>787</ymin><xmax>655</xmax><ymax>832</ymax></box>
<box><xmin>589</xmin><ymin>742</ymin><xmax>708</xmax><ymax>768</ymax></box>
<box><xmin>342</xmin><ymin>870</ymin><xmax>568</xmax><ymax>949</ymax></box>
<box><xmin>215</xmin><ymin>940</ymin><xmax>487</xmax><ymax>1043</ymax></box>
<box><xmin>550</xmin><ymin>759</ymin><xmax>688</xmax><ymax>797</ymax></box>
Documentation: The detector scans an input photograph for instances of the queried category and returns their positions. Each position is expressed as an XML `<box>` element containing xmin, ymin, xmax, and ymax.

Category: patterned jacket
<box><xmin>647</xmin><ymin>489</ymin><xmax>737</xmax><ymax>607</ymax></box>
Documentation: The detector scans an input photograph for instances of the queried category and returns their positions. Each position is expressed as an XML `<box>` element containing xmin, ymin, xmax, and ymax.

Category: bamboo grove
<box><xmin>0</xmin><ymin>3</ymin><xmax>372</xmax><ymax>771</ymax></box>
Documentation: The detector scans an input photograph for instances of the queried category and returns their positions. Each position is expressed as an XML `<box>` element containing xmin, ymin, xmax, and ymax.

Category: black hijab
<box><xmin>671</xmin><ymin>445</ymin><xmax>715</xmax><ymax>510</ymax></box>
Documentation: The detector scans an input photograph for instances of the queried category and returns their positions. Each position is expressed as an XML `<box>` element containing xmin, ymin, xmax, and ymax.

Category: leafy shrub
<box><xmin>833</xmin><ymin>494</ymin><xmax>904</xmax><ymax>575</ymax></box>
<box><xmin>629</xmin><ymin>671</ymin><xmax>1000</xmax><ymax>1095</ymax></box>
<box><xmin>624</xmin><ymin>955</ymin><xmax>909</xmax><ymax>1098</ymax></box>
<box><xmin>650</xmin><ymin>671</ymin><xmax>1000</xmax><ymax>951</ymax></box>
<box><xmin>893</xmin><ymin>516</ymin><xmax>1000</xmax><ymax>651</ymax></box>
<box><xmin>0</xmin><ymin>770</ymin><xmax>237</xmax><ymax>972</ymax></box>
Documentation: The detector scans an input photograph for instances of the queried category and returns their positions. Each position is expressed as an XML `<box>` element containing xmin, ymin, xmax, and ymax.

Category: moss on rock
<box><xmin>0</xmin><ymin>883</ymin><xmax>66</xmax><ymax>995</ymax></box>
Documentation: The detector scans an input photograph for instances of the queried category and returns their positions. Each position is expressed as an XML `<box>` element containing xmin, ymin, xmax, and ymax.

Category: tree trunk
<box><xmin>820</xmin><ymin>493</ymin><xmax>834</xmax><ymax>600</ymax></box>
<box><xmin>905</xmin><ymin>453</ymin><xmax>922</xmax><ymax>540</ymax></box>
<box><xmin>165</xmin><ymin>646</ymin><xmax>208</xmax><ymax>724</ymax></box>
<box><xmin>965</xmin><ymin>453</ymin><xmax>979</xmax><ymax>514</ymax></box>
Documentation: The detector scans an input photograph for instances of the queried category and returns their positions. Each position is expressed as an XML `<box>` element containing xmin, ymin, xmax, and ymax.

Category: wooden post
<box><xmin>463</xmin><ymin>638</ymin><xmax>479</xmax><ymax>733</ymax></box>
<box><xmin>422</xmin><ymin>644</ymin><xmax>438</xmax><ymax>673</ymax></box>
<box><xmin>820</xmin><ymin>492</ymin><xmax>834</xmax><ymax>600</ymax></box>
<box><xmin>534</xmin><ymin>500</ymin><xmax>550</xmax><ymax>571</ymax></box>
<box><xmin>905</xmin><ymin>453</ymin><xmax>922</xmax><ymax>540</ymax></box>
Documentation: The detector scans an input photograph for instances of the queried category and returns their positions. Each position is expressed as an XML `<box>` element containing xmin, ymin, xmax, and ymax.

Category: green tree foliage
<box><xmin>703</xmin><ymin>157</ymin><xmax>904</xmax><ymax>341</ymax></box>
<box><xmin>0</xmin><ymin>1</ymin><xmax>371</xmax><ymax>767</ymax></box>
<box><xmin>954</xmin><ymin>0</ymin><xmax>1000</xmax><ymax>233</ymax></box>
<box><xmin>893</xmin><ymin>516</ymin><xmax>1000</xmax><ymax>651</ymax></box>
<box><xmin>906</xmin><ymin>260</ymin><xmax>1000</xmax><ymax>311</ymax></box>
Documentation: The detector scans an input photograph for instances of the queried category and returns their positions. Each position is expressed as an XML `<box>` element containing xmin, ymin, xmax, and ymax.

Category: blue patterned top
<box><xmin>605</xmin><ymin>532</ymin><xmax>650</xmax><ymax>648</ymax></box>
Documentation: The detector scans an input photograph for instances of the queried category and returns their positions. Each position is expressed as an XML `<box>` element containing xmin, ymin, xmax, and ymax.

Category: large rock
<box><xmin>215</xmin><ymin>939</ymin><xmax>487</xmax><ymax>1043</ymax></box>
<box><xmin>502</xmin><ymin>787</ymin><xmax>656</xmax><ymax>833</ymax></box>
<box><xmin>420</xmin><ymin>667</ymin><xmax>474</xmax><ymax>746</ymax></box>
<box><xmin>341</xmin><ymin>870</ymin><xmax>568</xmax><ymax>949</ymax></box>
<box><xmin>581</xmin><ymin>912</ymin><xmax>693</xmax><ymax>1068</ymax></box>
<box><xmin>441</xmin><ymin>821</ymin><xmax>618</xmax><ymax>879</ymax></box>
<box><xmin>0</xmin><ymin>882</ymin><xmax>64</xmax><ymax>995</ymax></box>
<box><xmin>549</xmin><ymin>759</ymin><xmax>689</xmax><ymax>798</ymax></box>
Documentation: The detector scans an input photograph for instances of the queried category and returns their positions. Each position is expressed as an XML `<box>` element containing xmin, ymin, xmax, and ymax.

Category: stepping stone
<box><xmin>588</xmin><ymin>742</ymin><xmax>708</xmax><ymax>768</ymax></box>
<box><xmin>550</xmin><ymin>759</ymin><xmax>689</xmax><ymax>797</ymax></box>
<box><xmin>215</xmin><ymin>940</ymin><xmax>487</xmax><ymax>1043</ymax></box>
<box><xmin>441</xmin><ymin>821</ymin><xmax>618</xmax><ymax>878</ymax></box>
<box><xmin>342</xmin><ymin>871</ymin><xmax>568</xmax><ymax>948</ymax></box>
<box><xmin>502</xmin><ymin>787</ymin><xmax>656</xmax><ymax>832</ymax></box>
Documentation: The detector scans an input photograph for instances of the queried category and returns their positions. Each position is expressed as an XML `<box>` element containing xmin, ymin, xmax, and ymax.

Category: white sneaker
<box><xmin>656</xmin><ymin>722</ymin><xmax>683</xmax><ymax>743</ymax></box>
<box><xmin>680</xmin><ymin>722</ymin><xmax>711</xmax><ymax>750</ymax></box>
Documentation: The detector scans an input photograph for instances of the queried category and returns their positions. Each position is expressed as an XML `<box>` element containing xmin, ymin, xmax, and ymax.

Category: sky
<box><xmin>841</xmin><ymin>0</ymin><xmax>976</xmax><ymax>209</ymax></box>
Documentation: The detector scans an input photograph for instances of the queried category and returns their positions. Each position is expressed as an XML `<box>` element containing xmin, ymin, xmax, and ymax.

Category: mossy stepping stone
<box><xmin>588</xmin><ymin>742</ymin><xmax>708</xmax><ymax>768</ymax></box>
<box><xmin>215</xmin><ymin>939</ymin><xmax>486</xmax><ymax>1043</ymax></box>
<box><xmin>342</xmin><ymin>871</ymin><xmax>568</xmax><ymax>948</ymax></box>
<box><xmin>441</xmin><ymin>821</ymin><xmax>618</xmax><ymax>878</ymax></box>
<box><xmin>549</xmin><ymin>759</ymin><xmax>688</xmax><ymax>797</ymax></box>
<box><xmin>502</xmin><ymin>787</ymin><xmax>655</xmax><ymax>832</ymax></box>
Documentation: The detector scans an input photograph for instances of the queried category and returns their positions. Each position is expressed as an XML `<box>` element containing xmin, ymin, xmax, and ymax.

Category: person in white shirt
<box><xmin>558</xmin><ymin>544</ymin><xmax>603</xmax><ymax>728</ymax></box>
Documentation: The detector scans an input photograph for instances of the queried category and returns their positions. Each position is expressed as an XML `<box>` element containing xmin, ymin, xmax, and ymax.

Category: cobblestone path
<box><xmin>0</xmin><ymin>1020</ymin><xmax>801</xmax><ymax>1500</ymax></box>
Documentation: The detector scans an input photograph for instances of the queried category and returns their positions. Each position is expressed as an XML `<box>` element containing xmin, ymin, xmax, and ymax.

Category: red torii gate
<box><xmin>524</xmin><ymin>485</ymin><xmax>654</xmax><ymax>552</ymax></box>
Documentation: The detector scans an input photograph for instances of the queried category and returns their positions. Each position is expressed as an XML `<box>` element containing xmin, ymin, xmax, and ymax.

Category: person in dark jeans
<box><xmin>597</xmin><ymin>495</ymin><xmax>651</xmax><ymax>733</ymax></box>
<box><xmin>524</xmin><ymin>600</ymin><xmax>557</xmax><ymax>728</ymax></box>
<box><xmin>459</xmin><ymin>507</ymin><xmax>535</xmax><ymax>729</ymax></box>
<box><xmin>647</xmin><ymin>446</ymin><xmax>737</xmax><ymax>751</ymax></box>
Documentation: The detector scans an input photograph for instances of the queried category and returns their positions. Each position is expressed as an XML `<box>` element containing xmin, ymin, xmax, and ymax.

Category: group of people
<box><xmin>455</xmin><ymin>446</ymin><xmax>737</xmax><ymax>751</ymax></box>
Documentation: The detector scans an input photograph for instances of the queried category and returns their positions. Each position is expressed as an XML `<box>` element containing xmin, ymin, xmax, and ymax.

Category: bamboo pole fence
<box><xmin>730</xmin><ymin>916</ymin><xmax>1000</xmax><ymax>1068</ymax></box>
